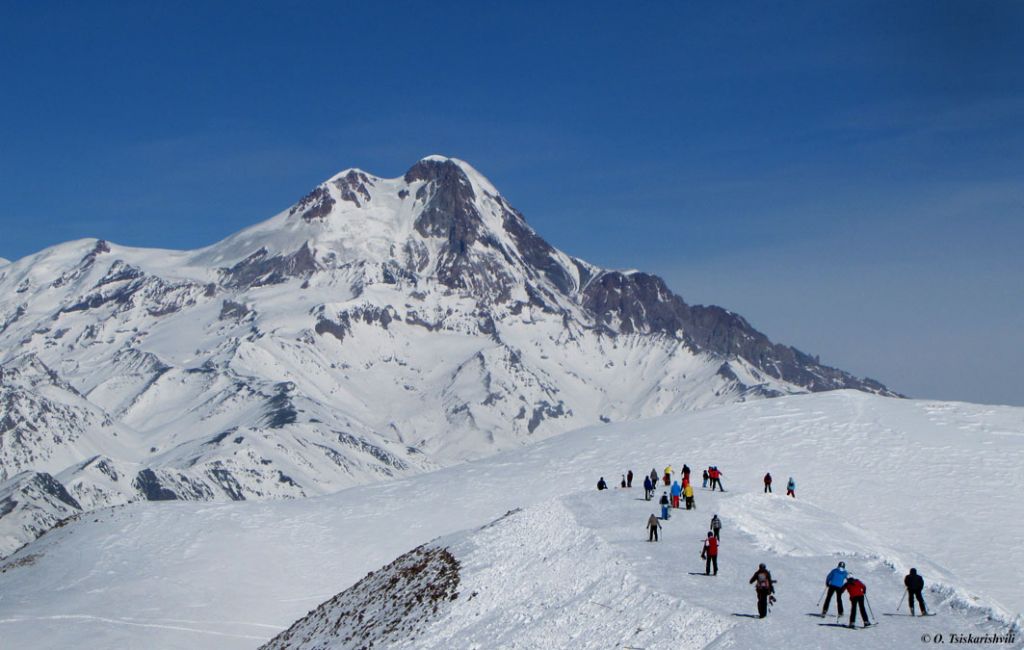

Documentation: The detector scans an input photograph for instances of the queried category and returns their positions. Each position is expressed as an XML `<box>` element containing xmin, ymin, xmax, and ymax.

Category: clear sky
<box><xmin>2</xmin><ymin>1</ymin><xmax>1022</xmax><ymax>405</ymax></box>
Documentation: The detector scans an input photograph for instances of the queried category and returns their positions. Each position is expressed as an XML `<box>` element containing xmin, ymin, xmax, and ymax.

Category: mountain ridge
<box><xmin>0</xmin><ymin>155</ymin><xmax>896</xmax><ymax>556</ymax></box>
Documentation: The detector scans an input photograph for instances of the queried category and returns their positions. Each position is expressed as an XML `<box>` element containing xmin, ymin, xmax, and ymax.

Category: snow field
<box><xmin>0</xmin><ymin>391</ymin><xmax>1020</xmax><ymax>649</ymax></box>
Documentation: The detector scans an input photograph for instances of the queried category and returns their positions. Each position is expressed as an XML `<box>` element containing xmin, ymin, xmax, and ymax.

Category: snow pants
<box><xmin>663</xmin><ymin>474</ymin><xmax>670</xmax><ymax>486</ymax></box>
<box><xmin>756</xmin><ymin>588</ymin><xmax>771</xmax><ymax>617</ymax></box>
<box><xmin>702</xmin><ymin>477</ymin><xmax>708</xmax><ymax>488</ymax></box>
<box><xmin>661</xmin><ymin>505</ymin><xmax>669</xmax><ymax>519</ymax></box>
<box><xmin>705</xmin><ymin>554</ymin><xmax>718</xmax><ymax>575</ymax></box>
<box><xmin>672</xmin><ymin>495</ymin><xmax>680</xmax><ymax>508</ymax></box>
<box><xmin>685</xmin><ymin>496</ymin><xmax>694</xmax><ymax>510</ymax></box>
<box><xmin>712</xmin><ymin>527</ymin><xmax>720</xmax><ymax>541</ymax></box>
<box><xmin>823</xmin><ymin>585</ymin><xmax>845</xmax><ymax>615</ymax></box>
<box><xmin>849</xmin><ymin>595</ymin><xmax>869</xmax><ymax>626</ymax></box>
<box><xmin>787</xmin><ymin>489</ymin><xmax>795</xmax><ymax>498</ymax></box>
<box><xmin>908</xmin><ymin>589</ymin><xmax>927</xmax><ymax>614</ymax></box>
<box><xmin>648</xmin><ymin>526</ymin><xmax>658</xmax><ymax>542</ymax></box>
<box><xmin>764</xmin><ymin>484</ymin><xmax>772</xmax><ymax>493</ymax></box>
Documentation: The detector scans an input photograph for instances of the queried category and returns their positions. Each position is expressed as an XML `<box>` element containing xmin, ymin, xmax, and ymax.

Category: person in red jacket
<box><xmin>701</xmin><ymin>531</ymin><xmax>719</xmax><ymax>575</ymax></box>
<box><xmin>845</xmin><ymin>576</ymin><xmax>871</xmax><ymax>628</ymax></box>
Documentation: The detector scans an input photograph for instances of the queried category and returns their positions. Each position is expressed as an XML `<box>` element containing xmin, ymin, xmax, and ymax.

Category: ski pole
<box><xmin>896</xmin><ymin>591</ymin><xmax>905</xmax><ymax>613</ymax></box>
<box><xmin>816</xmin><ymin>587</ymin><xmax>827</xmax><ymax>607</ymax></box>
<box><xmin>866</xmin><ymin>595</ymin><xmax>875</xmax><ymax>620</ymax></box>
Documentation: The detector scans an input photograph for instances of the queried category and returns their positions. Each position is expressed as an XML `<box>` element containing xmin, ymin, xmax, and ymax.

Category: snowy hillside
<box><xmin>0</xmin><ymin>156</ymin><xmax>896</xmax><ymax>555</ymax></box>
<box><xmin>0</xmin><ymin>392</ymin><xmax>1019</xmax><ymax>649</ymax></box>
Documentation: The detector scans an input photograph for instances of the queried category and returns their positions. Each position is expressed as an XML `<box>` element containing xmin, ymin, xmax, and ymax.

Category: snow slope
<box><xmin>0</xmin><ymin>391</ymin><xmax>1020</xmax><ymax>649</ymax></box>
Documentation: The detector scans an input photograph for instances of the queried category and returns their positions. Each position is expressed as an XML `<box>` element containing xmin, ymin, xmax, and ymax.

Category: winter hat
<box><xmin>707</xmin><ymin>532</ymin><xmax>714</xmax><ymax>537</ymax></box>
<box><xmin>759</xmin><ymin>563</ymin><xmax>766</xmax><ymax>570</ymax></box>
<box><xmin>910</xmin><ymin>568</ymin><xmax>917</xmax><ymax>575</ymax></box>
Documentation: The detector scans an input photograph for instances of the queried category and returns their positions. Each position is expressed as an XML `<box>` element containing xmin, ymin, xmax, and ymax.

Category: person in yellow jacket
<box><xmin>663</xmin><ymin>465</ymin><xmax>673</xmax><ymax>486</ymax></box>
<box><xmin>684</xmin><ymin>482</ymin><xmax>695</xmax><ymax>509</ymax></box>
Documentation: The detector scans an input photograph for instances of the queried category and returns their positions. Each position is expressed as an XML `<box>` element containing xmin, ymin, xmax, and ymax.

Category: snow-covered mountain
<box><xmin>0</xmin><ymin>156</ymin><xmax>895</xmax><ymax>556</ymax></box>
<box><xmin>0</xmin><ymin>392</ymin><xmax>1019</xmax><ymax>649</ymax></box>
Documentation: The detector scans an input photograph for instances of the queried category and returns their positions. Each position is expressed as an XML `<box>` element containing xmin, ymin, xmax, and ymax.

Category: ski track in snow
<box><xmin>0</xmin><ymin>391</ymin><xmax>1021</xmax><ymax>649</ymax></box>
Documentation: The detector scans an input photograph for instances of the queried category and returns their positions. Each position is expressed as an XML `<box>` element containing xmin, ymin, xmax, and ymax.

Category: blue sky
<box><xmin>2</xmin><ymin>1</ymin><xmax>1022</xmax><ymax>405</ymax></box>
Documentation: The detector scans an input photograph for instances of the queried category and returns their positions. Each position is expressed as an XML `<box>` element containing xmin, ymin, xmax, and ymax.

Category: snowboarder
<box><xmin>710</xmin><ymin>514</ymin><xmax>722</xmax><ymax>540</ymax></box>
<box><xmin>701</xmin><ymin>531</ymin><xmax>719</xmax><ymax>575</ymax></box>
<box><xmin>597</xmin><ymin>477</ymin><xmax>608</xmax><ymax>490</ymax></box>
<box><xmin>822</xmin><ymin>561</ymin><xmax>847</xmax><ymax>617</ymax></box>
<box><xmin>702</xmin><ymin>469</ymin><xmax>709</xmax><ymax>488</ymax></box>
<box><xmin>627</xmin><ymin>470</ymin><xmax>633</xmax><ymax>488</ymax></box>
<box><xmin>659</xmin><ymin>492</ymin><xmax>670</xmax><ymax>520</ymax></box>
<box><xmin>647</xmin><ymin>513</ymin><xmax>662</xmax><ymax>542</ymax></box>
<box><xmin>786</xmin><ymin>477</ymin><xmax>796</xmax><ymax>498</ymax></box>
<box><xmin>671</xmin><ymin>480</ymin><xmax>682</xmax><ymax>508</ymax></box>
<box><xmin>620</xmin><ymin>474</ymin><xmax>627</xmax><ymax>488</ymax></box>
<box><xmin>663</xmin><ymin>465</ymin><xmax>673</xmax><ymax>486</ymax></box>
<box><xmin>684</xmin><ymin>482</ymin><xmax>695</xmax><ymax>510</ymax></box>
<box><xmin>845</xmin><ymin>576</ymin><xmax>871</xmax><ymax>628</ymax></box>
<box><xmin>643</xmin><ymin>474</ymin><xmax>653</xmax><ymax>500</ymax></box>
<box><xmin>749</xmin><ymin>563</ymin><xmax>775</xmax><ymax>618</ymax></box>
<box><xmin>764</xmin><ymin>472</ymin><xmax>773</xmax><ymax>493</ymax></box>
<box><xmin>904</xmin><ymin>568</ymin><xmax>928</xmax><ymax>616</ymax></box>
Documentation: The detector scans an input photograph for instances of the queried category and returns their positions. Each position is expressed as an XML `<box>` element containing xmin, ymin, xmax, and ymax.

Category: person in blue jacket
<box><xmin>787</xmin><ymin>477</ymin><xmax>796</xmax><ymax>498</ymax></box>
<box><xmin>822</xmin><ymin>561</ymin><xmax>848</xmax><ymax>616</ymax></box>
<box><xmin>643</xmin><ymin>474</ymin><xmax>654</xmax><ymax>500</ymax></box>
<box><xmin>670</xmin><ymin>480</ymin><xmax>682</xmax><ymax>508</ymax></box>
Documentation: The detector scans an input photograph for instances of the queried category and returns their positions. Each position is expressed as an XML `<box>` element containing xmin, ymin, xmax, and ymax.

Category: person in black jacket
<box><xmin>904</xmin><ymin>568</ymin><xmax>928</xmax><ymax>616</ymax></box>
<box><xmin>597</xmin><ymin>477</ymin><xmax>608</xmax><ymax>490</ymax></box>
<box><xmin>749</xmin><ymin>563</ymin><xmax>775</xmax><ymax>618</ymax></box>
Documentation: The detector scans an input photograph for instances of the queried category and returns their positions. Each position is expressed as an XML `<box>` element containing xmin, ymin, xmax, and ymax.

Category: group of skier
<box><xmin>606</xmin><ymin>464</ymin><xmax>934</xmax><ymax>626</ymax></box>
<box><xmin>762</xmin><ymin>472</ymin><xmax>797</xmax><ymax>497</ymax></box>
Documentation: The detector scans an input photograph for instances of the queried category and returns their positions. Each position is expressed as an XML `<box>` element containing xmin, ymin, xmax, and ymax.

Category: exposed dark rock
<box><xmin>133</xmin><ymin>469</ymin><xmax>179</xmax><ymax>501</ymax></box>
<box><xmin>221</xmin><ymin>243</ymin><xmax>319</xmax><ymax>289</ymax></box>
<box><xmin>332</xmin><ymin>170</ymin><xmax>373</xmax><ymax>207</ymax></box>
<box><xmin>289</xmin><ymin>186</ymin><xmax>335</xmax><ymax>222</ymax></box>
<box><xmin>219</xmin><ymin>300</ymin><xmax>251</xmax><ymax>321</ymax></box>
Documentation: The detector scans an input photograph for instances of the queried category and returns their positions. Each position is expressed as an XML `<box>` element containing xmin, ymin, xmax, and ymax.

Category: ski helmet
<box><xmin>838</xmin><ymin>561</ymin><xmax>846</xmax><ymax>568</ymax></box>
<box><xmin>708</xmin><ymin>531</ymin><xmax>714</xmax><ymax>537</ymax></box>
<box><xmin>759</xmin><ymin>563</ymin><xmax>766</xmax><ymax>570</ymax></box>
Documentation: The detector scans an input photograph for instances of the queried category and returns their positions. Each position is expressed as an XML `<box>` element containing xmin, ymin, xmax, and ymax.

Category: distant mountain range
<box><xmin>0</xmin><ymin>156</ymin><xmax>895</xmax><ymax>555</ymax></box>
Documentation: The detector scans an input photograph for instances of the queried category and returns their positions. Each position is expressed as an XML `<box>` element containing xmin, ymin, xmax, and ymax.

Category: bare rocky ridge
<box><xmin>0</xmin><ymin>155</ymin><xmax>897</xmax><ymax>557</ymax></box>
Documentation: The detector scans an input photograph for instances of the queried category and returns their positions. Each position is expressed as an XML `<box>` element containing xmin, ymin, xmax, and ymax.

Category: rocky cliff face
<box><xmin>0</xmin><ymin>155</ymin><xmax>896</xmax><ymax>556</ymax></box>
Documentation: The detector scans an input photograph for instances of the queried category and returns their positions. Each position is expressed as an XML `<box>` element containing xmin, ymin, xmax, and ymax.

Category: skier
<box><xmin>749</xmin><ymin>563</ymin><xmax>776</xmax><ymax>618</ymax></box>
<box><xmin>597</xmin><ymin>477</ymin><xmax>608</xmax><ymax>490</ymax></box>
<box><xmin>822</xmin><ymin>561</ymin><xmax>847</xmax><ymax>617</ymax></box>
<box><xmin>709</xmin><ymin>467</ymin><xmax>725</xmax><ymax>491</ymax></box>
<box><xmin>659</xmin><ymin>492</ymin><xmax>671</xmax><ymax>520</ymax></box>
<box><xmin>702</xmin><ymin>468</ymin><xmax>709</xmax><ymax>488</ymax></box>
<box><xmin>682</xmin><ymin>464</ymin><xmax>691</xmax><ymax>481</ymax></box>
<box><xmin>650</xmin><ymin>468</ymin><xmax>658</xmax><ymax>487</ymax></box>
<box><xmin>671</xmin><ymin>480</ymin><xmax>682</xmax><ymax>508</ymax></box>
<box><xmin>701</xmin><ymin>531</ymin><xmax>719</xmax><ymax>575</ymax></box>
<box><xmin>643</xmin><ymin>474</ymin><xmax>653</xmax><ymax>500</ymax></box>
<box><xmin>647</xmin><ymin>513</ymin><xmax>662</xmax><ymax>542</ymax></box>
<box><xmin>710</xmin><ymin>514</ymin><xmax>722</xmax><ymax>540</ymax></box>
<box><xmin>684</xmin><ymin>482</ymin><xmax>695</xmax><ymax>510</ymax></box>
<box><xmin>904</xmin><ymin>568</ymin><xmax>928</xmax><ymax>616</ymax></box>
<box><xmin>620</xmin><ymin>474</ymin><xmax>626</xmax><ymax>488</ymax></box>
<box><xmin>627</xmin><ymin>469</ymin><xmax>633</xmax><ymax>488</ymax></box>
<box><xmin>786</xmin><ymin>477</ymin><xmax>796</xmax><ymax>498</ymax></box>
<box><xmin>764</xmin><ymin>472</ymin><xmax>773</xmax><ymax>493</ymax></box>
<box><xmin>681</xmin><ymin>473</ymin><xmax>690</xmax><ymax>489</ymax></box>
<box><xmin>663</xmin><ymin>465</ymin><xmax>673</xmax><ymax>486</ymax></box>
<box><xmin>845</xmin><ymin>576</ymin><xmax>871</xmax><ymax>628</ymax></box>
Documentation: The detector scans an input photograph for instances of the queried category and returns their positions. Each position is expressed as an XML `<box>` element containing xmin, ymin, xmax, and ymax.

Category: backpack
<box><xmin>756</xmin><ymin>571</ymin><xmax>770</xmax><ymax>589</ymax></box>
